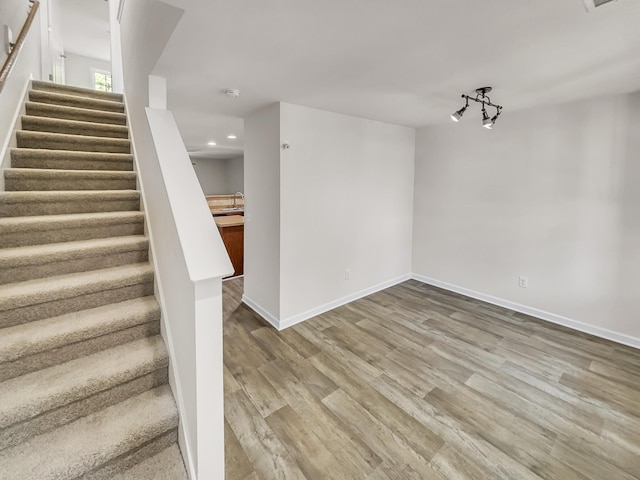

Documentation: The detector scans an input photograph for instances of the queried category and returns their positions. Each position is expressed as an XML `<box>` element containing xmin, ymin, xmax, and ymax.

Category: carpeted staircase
<box><xmin>0</xmin><ymin>81</ymin><xmax>188</xmax><ymax>479</ymax></box>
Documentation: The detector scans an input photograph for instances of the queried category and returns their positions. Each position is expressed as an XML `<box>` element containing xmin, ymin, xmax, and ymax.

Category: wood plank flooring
<box><xmin>223</xmin><ymin>278</ymin><xmax>640</xmax><ymax>480</ymax></box>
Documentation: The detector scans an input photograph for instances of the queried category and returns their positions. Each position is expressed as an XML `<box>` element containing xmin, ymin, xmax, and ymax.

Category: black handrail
<box><xmin>0</xmin><ymin>0</ymin><xmax>40</xmax><ymax>93</ymax></box>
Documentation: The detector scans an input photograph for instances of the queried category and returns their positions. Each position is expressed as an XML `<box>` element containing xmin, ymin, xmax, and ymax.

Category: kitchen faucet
<box><xmin>233</xmin><ymin>192</ymin><xmax>244</xmax><ymax>208</ymax></box>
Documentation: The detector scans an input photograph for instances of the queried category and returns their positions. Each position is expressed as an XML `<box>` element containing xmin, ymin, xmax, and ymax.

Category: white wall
<box><xmin>226</xmin><ymin>156</ymin><xmax>244</xmax><ymax>193</ymax></box>
<box><xmin>243</xmin><ymin>104</ymin><xmax>281</xmax><ymax>320</ymax></box>
<box><xmin>279</xmin><ymin>103</ymin><xmax>415</xmax><ymax>324</ymax></box>
<box><xmin>64</xmin><ymin>52</ymin><xmax>111</xmax><ymax>90</ymax></box>
<box><xmin>413</xmin><ymin>92</ymin><xmax>640</xmax><ymax>344</ymax></box>
<box><xmin>0</xmin><ymin>0</ymin><xmax>44</xmax><ymax>185</ymax></box>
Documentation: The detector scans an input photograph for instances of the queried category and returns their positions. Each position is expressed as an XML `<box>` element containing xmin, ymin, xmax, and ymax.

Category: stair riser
<box><xmin>29</xmin><ymin>91</ymin><xmax>125</xmax><ymax>113</ymax></box>
<box><xmin>25</xmin><ymin>103</ymin><xmax>127</xmax><ymax>126</ymax></box>
<box><xmin>21</xmin><ymin>118</ymin><xmax>129</xmax><ymax>139</ymax></box>
<box><xmin>0</xmin><ymin>249</ymin><xmax>149</xmax><ymax>285</ymax></box>
<box><xmin>0</xmin><ymin>198</ymin><xmax>140</xmax><ymax>217</ymax></box>
<box><xmin>0</xmin><ymin>368</ymin><xmax>168</xmax><ymax>450</ymax></box>
<box><xmin>0</xmin><ymin>221</ymin><xmax>145</xmax><ymax>248</ymax></box>
<box><xmin>0</xmin><ymin>321</ymin><xmax>160</xmax><ymax>382</ymax></box>
<box><xmin>5</xmin><ymin>176</ymin><xmax>137</xmax><ymax>192</ymax></box>
<box><xmin>83</xmin><ymin>429</ymin><xmax>179</xmax><ymax>480</ymax></box>
<box><xmin>0</xmin><ymin>281</ymin><xmax>155</xmax><ymax>328</ymax></box>
<box><xmin>10</xmin><ymin>149</ymin><xmax>134</xmax><ymax>171</ymax></box>
<box><xmin>17</xmin><ymin>133</ymin><xmax>130</xmax><ymax>154</ymax></box>
<box><xmin>31</xmin><ymin>81</ymin><xmax>124</xmax><ymax>103</ymax></box>
<box><xmin>11</xmin><ymin>156</ymin><xmax>133</xmax><ymax>171</ymax></box>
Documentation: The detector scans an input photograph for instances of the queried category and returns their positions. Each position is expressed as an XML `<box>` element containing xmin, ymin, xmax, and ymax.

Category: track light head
<box><xmin>450</xmin><ymin>106</ymin><xmax>467</xmax><ymax>122</ymax></box>
<box><xmin>482</xmin><ymin>109</ymin><xmax>493</xmax><ymax>129</ymax></box>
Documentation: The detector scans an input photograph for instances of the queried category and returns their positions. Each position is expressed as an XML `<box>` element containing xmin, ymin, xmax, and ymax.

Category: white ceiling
<box><xmin>153</xmin><ymin>0</ymin><xmax>640</xmax><ymax>160</ymax></box>
<box><xmin>59</xmin><ymin>0</ymin><xmax>110</xmax><ymax>61</ymax></box>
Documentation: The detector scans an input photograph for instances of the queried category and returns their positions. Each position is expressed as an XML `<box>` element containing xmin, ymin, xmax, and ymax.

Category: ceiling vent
<box><xmin>581</xmin><ymin>0</ymin><xmax>618</xmax><ymax>11</ymax></box>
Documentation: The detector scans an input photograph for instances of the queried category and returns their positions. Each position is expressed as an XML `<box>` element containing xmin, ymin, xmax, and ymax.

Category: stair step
<box><xmin>17</xmin><ymin>131</ymin><xmax>130</xmax><ymax>154</ymax></box>
<box><xmin>111</xmin><ymin>444</ymin><xmax>188</xmax><ymax>480</ymax></box>
<box><xmin>0</xmin><ymin>385</ymin><xmax>178</xmax><ymax>480</ymax></box>
<box><xmin>0</xmin><ymin>236</ymin><xmax>149</xmax><ymax>284</ymax></box>
<box><xmin>31</xmin><ymin>80</ymin><xmax>124</xmax><ymax>103</ymax></box>
<box><xmin>0</xmin><ymin>336</ymin><xmax>167</xmax><ymax>434</ymax></box>
<box><xmin>4</xmin><ymin>168</ymin><xmax>137</xmax><ymax>191</ymax></box>
<box><xmin>29</xmin><ymin>89</ymin><xmax>125</xmax><ymax>113</ymax></box>
<box><xmin>10</xmin><ymin>148</ymin><xmax>133</xmax><ymax>171</ymax></box>
<box><xmin>0</xmin><ymin>296</ymin><xmax>160</xmax><ymax>382</ymax></box>
<box><xmin>0</xmin><ymin>263</ymin><xmax>155</xmax><ymax>328</ymax></box>
<box><xmin>0</xmin><ymin>211</ymin><xmax>145</xmax><ymax>248</ymax></box>
<box><xmin>21</xmin><ymin>115</ymin><xmax>129</xmax><ymax>139</ymax></box>
<box><xmin>0</xmin><ymin>190</ymin><xmax>140</xmax><ymax>216</ymax></box>
<box><xmin>25</xmin><ymin>101</ymin><xmax>127</xmax><ymax>126</ymax></box>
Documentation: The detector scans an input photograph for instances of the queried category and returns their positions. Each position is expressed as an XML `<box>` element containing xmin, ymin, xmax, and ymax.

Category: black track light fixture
<box><xmin>451</xmin><ymin>87</ymin><xmax>503</xmax><ymax>129</ymax></box>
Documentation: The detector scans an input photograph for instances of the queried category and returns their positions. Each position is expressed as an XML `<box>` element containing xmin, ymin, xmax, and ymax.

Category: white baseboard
<box><xmin>411</xmin><ymin>273</ymin><xmax>640</xmax><ymax>351</ymax></box>
<box><xmin>243</xmin><ymin>274</ymin><xmax>412</xmax><ymax>331</ymax></box>
<box><xmin>279</xmin><ymin>274</ymin><xmax>412</xmax><ymax>330</ymax></box>
<box><xmin>242</xmin><ymin>295</ymin><xmax>280</xmax><ymax>329</ymax></box>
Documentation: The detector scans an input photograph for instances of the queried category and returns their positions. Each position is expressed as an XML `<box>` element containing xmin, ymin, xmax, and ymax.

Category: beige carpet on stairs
<box><xmin>0</xmin><ymin>80</ymin><xmax>188</xmax><ymax>479</ymax></box>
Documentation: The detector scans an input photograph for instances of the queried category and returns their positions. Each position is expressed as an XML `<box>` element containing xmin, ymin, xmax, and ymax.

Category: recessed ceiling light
<box><xmin>224</xmin><ymin>89</ymin><xmax>240</xmax><ymax>98</ymax></box>
<box><xmin>208</xmin><ymin>141</ymin><xmax>217</xmax><ymax>146</ymax></box>
<box><xmin>227</xmin><ymin>134</ymin><xmax>237</xmax><ymax>139</ymax></box>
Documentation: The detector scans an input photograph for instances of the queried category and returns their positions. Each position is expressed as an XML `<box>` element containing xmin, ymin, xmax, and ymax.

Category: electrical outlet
<box><xmin>345</xmin><ymin>269</ymin><xmax>350</xmax><ymax>280</ymax></box>
<box><xmin>519</xmin><ymin>276</ymin><xmax>528</xmax><ymax>288</ymax></box>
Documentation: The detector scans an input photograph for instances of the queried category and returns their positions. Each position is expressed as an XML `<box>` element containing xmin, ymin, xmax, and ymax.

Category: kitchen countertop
<box><xmin>210</xmin><ymin>207</ymin><xmax>244</xmax><ymax>216</ymax></box>
<box><xmin>214</xmin><ymin>215</ymin><xmax>244</xmax><ymax>228</ymax></box>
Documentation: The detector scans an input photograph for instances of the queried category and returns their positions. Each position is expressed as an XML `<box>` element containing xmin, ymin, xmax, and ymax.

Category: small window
<box><xmin>93</xmin><ymin>71</ymin><xmax>112</xmax><ymax>92</ymax></box>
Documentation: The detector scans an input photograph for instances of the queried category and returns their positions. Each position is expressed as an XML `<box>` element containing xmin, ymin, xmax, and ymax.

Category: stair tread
<box><xmin>17</xmin><ymin>130</ymin><xmax>131</xmax><ymax>144</ymax></box>
<box><xmin>11</xmin><ymin>148</ymin><xmax>133</xmax><ymax>160</ymax></box>
<box><xmin>25</xmin><ymin>101</ymin><xmax>127</xmax><ymax>122</ymax></box>
<box><xmin>0</xmin><ymin>385</ymin><xmax>177</xmax><ymax>480</ymax></box>
<box><xmin>5</xmin><ymin>167</ymin><xmax>136</xmax><ymax>178</ymax></box>
<box><xmin>0</xmin><ymin>211</ymin><xmax>144</xmax><ymax>230</ymax></box>
<box><xmin>0</xmin><ymin>263</ymin><xmax>154</xmax><ymax>312</ymax></box>
<box><xmin>0</xmin><ymin>235</ymin><xmax>148</xmax><ymax>267</ymax></box>
<box><xmin>21</xmin><ymin>115</ymin><xmax>129</xmax><ymax>133</ymax></box>
<box><xmin>112</xmin><ymin>444</ymin><xmax>188</xmax><ymax>480</ymax></box>
<box><xmin>0</xmin><ymin>296</ymin><xmax>159</xmax><ymax>363</ymax></box>
<box><xmin>0</xmin><ymin>336</ymin><xmax>167</xmax><ymax>428</ymax></box>
<box><xmin>29</xmin><ymin>89</ymin><xmax>125</xmax><ymax>110</ymax></box>
<box><xmin>31</xmin><ymin>81</ymin><xmax>124</xmax><ymax>103</ymax></box>
<box><xmin>0</xmin><ymin>190</ymin><xmax>139</xmax><ymax>202</ymax></box>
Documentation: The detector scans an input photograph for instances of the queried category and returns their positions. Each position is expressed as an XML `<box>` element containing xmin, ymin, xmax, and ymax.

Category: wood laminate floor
<box><xmin>223</xmin><ymin>278</ymin><xmax>640</xmax><ymax>480</ymax></box>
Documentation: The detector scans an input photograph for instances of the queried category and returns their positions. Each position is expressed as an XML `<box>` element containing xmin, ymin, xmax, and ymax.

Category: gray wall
<box><xmin>192</xmin><ymin>156</ymin><xmax>244</xmax><ymax>195</ymax></box>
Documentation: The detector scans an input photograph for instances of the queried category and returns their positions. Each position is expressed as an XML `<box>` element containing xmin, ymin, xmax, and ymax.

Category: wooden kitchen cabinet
<box><xmin>216</xmin><ymin>215</ymin><xmax>244</xmax><ymax>278</ymax></box>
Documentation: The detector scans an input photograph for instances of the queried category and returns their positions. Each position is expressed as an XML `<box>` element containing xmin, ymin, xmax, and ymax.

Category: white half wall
<box><xmin>412</xmin><ymin>92</ymin><xmax>640</xmax><ymax>341</ymax></box>
<box><xmin>118</xmin><ymin>1</ymin><xmax>232</xmax><ymax>478</ymax></box>
<box><xmin>274</xmin><ymin>103</ymin><xmax>415</xmax><ymax>325</ymax></box>
<box><xmin>243</xmin><ymin>104</ymin><xmax>281</xmax><ymax>319</ymax></box>
<box><xmin>64</xmin><ymin>52</ymin><xmax>111</xmax><ymax>90</ymax></box>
